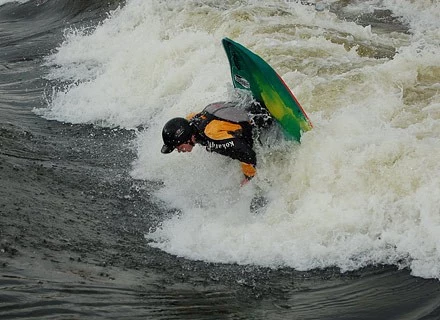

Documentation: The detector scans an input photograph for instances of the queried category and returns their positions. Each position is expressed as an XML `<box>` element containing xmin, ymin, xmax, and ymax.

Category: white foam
<box><xmin>0</xmin><ymin>0</ymin><xmax>29</xmax><ymax>6</ymax></box>
<box><xmin>39</xmin><ymin>0</ymin><xmax>440</xmax><ymax>279</ymax></box>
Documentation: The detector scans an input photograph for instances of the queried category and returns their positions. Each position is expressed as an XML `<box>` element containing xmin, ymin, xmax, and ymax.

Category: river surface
<box><xmin>1</xmin><ymin>0</ymin><xmax>440</xmax><ymax>319</ymax></box>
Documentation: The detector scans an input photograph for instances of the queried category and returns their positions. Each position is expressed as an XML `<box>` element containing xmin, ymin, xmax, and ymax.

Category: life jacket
<box><xmin>189</xmin><ymin>102</ymin><xmax>252</xmax><ymax>143</ymax></box>
<box><xmin>202</xmin><ymin>102</ymin><xmax>250</xmax><ymax>123</ymax></box>
<box><xmin>188</xmin><ymin>102</ymin><xmax>257</xmax><ymax>179</ymax></box>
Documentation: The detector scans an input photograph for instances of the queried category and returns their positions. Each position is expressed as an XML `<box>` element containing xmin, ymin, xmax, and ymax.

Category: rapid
<box><xmin>1</xmin><ymin>0</ymin><xmax>440</xmax><ymax>319</ymax></box>
<box><xmin>39</xmin><ymin>0</ymin><xmax>440</xmax><ymax>279</ymax></box>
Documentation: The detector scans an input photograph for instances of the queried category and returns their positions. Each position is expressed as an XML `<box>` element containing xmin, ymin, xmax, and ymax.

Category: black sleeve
<box><xmin>213</xmin><ymin>137</ymin><xmax>256</xmax><ymax>166</ymax></box>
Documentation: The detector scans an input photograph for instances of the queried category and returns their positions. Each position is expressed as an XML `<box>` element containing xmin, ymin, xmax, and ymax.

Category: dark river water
<box><xmin>1</xmin><ymin>0</ymin><xmax>440</xmax><ymax>319</ymax></box>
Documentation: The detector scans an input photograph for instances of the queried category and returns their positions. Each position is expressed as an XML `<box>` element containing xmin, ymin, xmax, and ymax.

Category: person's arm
<box><xmin>228</xmin><ymin>138</ymin><xmax>256</xmax><ymax>185</ymax></box>
<box><xmin>203</xmin><ymin>119</ymin><xmax>257</xmax><ymax>185</ymax></box>
<box><xmin>240</xmin><ymin>162</ymin><xmax>256</xmax><ymax>186</ymax></box>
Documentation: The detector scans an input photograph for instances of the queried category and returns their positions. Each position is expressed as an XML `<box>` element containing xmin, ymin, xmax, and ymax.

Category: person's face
<box><xmin>176</xmin><ymin>142</ymin><xmax>194</xmax><ymax>153</ymax></box>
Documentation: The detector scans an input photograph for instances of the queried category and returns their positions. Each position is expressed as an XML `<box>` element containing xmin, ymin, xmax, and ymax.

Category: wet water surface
<box><xmin>1</xmin><ymin>0</ymin><xmax>440</xmax><ymax>319</ymax></box>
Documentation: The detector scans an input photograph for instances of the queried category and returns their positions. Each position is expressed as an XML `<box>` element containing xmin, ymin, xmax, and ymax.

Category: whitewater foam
<box><xmin>0</xmin><ymin>0</ymin><xmax>29</xmax><ymax>6</ymax></box>
<box><xmin>38</xmin><ymin>0</ymin><xmax>440</xmax><ymax>280</ymax></box>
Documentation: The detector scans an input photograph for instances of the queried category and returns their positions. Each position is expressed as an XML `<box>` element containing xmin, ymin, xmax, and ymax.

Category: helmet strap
<box><xmin>188</xmin><ymin>136</ymin><xmax>195</xmax><ymax>146</ymax></box>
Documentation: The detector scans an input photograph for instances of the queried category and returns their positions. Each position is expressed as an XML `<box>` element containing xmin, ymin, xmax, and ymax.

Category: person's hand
<box><xmin>240</xmin><ymin>176</ymin><xmax>251</xmax><ymax>187</ymax></box>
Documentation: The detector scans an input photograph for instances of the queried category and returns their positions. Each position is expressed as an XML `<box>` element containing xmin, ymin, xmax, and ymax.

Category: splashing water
<box><xmin>37</xmin><ymin>0</ymin><xmax>440</xmax><ymax>279</ymax></box>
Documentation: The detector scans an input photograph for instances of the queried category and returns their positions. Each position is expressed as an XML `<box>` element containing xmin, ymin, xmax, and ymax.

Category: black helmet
<box><xmin>161</xmin><ymin>117</ymin><xmax>193</xmax><ymax>154</ymax></box>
